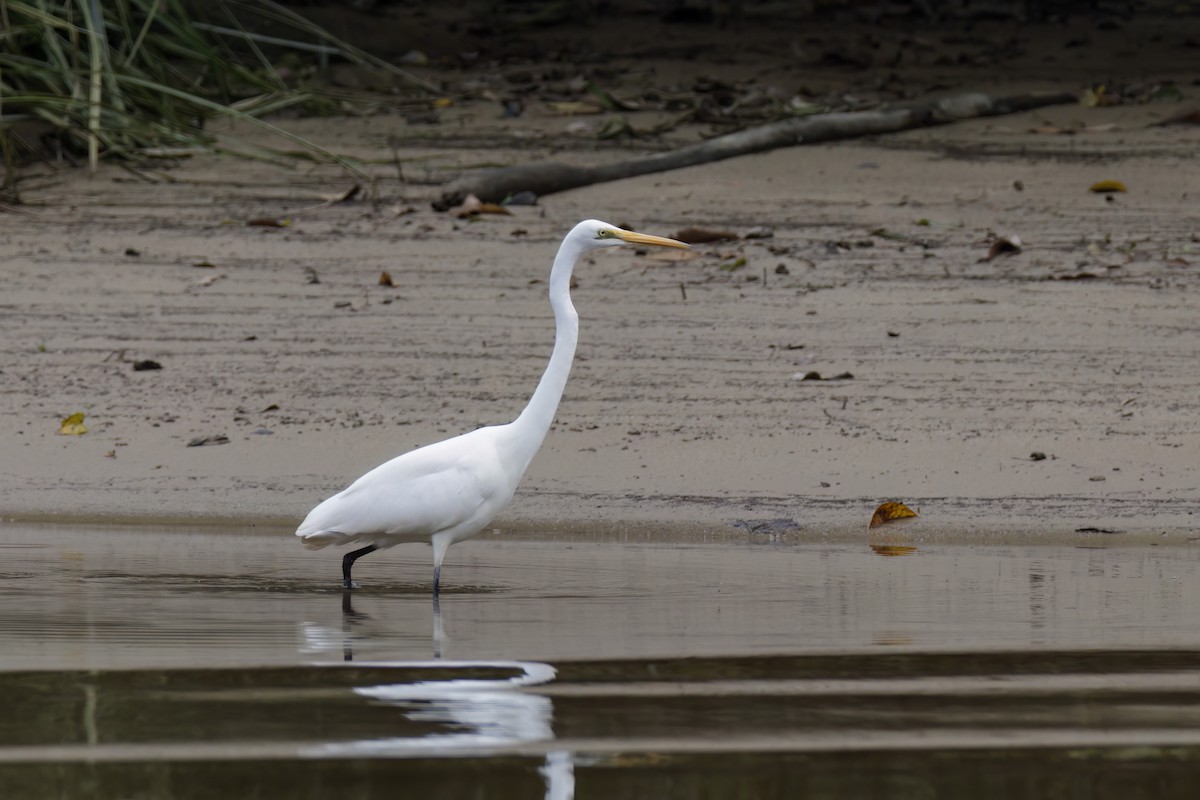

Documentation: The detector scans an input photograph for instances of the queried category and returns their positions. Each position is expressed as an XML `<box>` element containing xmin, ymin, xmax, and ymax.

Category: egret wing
<box><xmin>296</xmin><ymin>428</ymin><xmax>510</xmax><ymax>543</ymax></box>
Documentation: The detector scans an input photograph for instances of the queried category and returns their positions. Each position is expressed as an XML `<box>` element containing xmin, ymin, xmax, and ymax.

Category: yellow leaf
<box><xmin>1089</xmin><ymin>180</ymin><xmax>1127</xmax><ymax>193</ymax></box>
<box><xmin>433</xmin><ymin>97</ymin><xmax>453</xmax><ymax>108</ymax></box>
<box><xmin>869</xmin><ymin>501</ymin><xmax>918</xmax><ymax>529</ymax></box>
<box><xmin>58</xmin><ymin>412</ymin><xmax>87</xmax><ymax>436</ymax></box>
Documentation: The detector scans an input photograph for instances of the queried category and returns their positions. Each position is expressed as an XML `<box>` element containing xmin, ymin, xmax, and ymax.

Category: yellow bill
<box><xmin>613</xmin><ymin>229</ymin><xmax>690</xmax><ymax>249</ymax></box>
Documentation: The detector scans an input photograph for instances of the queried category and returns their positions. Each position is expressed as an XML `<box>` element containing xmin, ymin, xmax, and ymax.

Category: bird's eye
<box><xmin>596</xmin><ymin>229</ymin><xmax>614</xmax><ymax>239</ymax></box>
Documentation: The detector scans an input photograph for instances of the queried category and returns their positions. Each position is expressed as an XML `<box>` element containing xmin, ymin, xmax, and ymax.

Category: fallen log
<box><xmin>432</xmin><ymin>91</ymin><xmax>1077</xmax><ymax>210</ymax></box>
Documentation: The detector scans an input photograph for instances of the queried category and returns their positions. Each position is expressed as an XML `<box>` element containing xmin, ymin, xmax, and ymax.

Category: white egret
<box><xmin>296</xmin><ymin>219</ymin><xmax>689</xmax><ymax>593</ymax></box>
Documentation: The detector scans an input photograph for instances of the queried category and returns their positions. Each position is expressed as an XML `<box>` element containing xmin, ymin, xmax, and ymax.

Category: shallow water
<box><xmin>4</xmin><ymin>523</ymin><xmax>1200</xmax><ymax>798</ymax></box>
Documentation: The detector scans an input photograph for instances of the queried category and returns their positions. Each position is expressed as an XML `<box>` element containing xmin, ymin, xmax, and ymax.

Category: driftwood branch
<box><xmin>433</xmin><ymin>91</ymin><xmax>1077</xmax><ymax>210</ymax></box>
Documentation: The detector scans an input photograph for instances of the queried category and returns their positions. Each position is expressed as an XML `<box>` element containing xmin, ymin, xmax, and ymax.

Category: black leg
<box><xmin>342</xmin><ymin>544</ymin><xmax>378</xmax><ymax>590</ymax></box>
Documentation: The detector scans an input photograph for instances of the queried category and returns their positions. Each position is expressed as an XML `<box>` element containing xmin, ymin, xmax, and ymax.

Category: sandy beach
<box><xmin>1</xmin><ymin>8</ymin><xmax>1198</xmax><ymax>541</ymax></box>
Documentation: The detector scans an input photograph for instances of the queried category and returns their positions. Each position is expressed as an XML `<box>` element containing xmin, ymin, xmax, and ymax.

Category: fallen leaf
<box><xmin>1089</xmin><ymin>180</ymin><xmax>1127</xmax><ymax>193</ymax></box>
<box><xmin>450</xmin><ymin>194</ymin><xmax>482</xmax><ymax>218</ymax></box>
<box><xmin>304</xmin><ymin>267</ymin><xmax>320</xmax><ymax>284</ymax></box>
<box><xmin>719</xmin><ymin>256</ymin><xmax>746</xmax><ymax>271</ymax></box>
<box><xmin>869</xmin><ymin>501</ymin><xmax>919</xmax><ymax>529</ymax></box>
<box><xmin>1030</xmin><ymin>451</ymin><xmax>1048</xmax><ymax>461</ymax></box>
<box><xmin>1076</xmin><ymin>526</ymin><xmax>1119</xmax><ymax>534</ymax></box>
<box><xmin>246</xmin><ymin>217</ymin><xmax>291</xmax><ymax>228</ymax></box>
<box><xmin>57</xmin><ymin>412</ymin><xmax>87</xmax><ymax>436</ymax></box>
<box><xmin>596</xmin><ymin>116</ymin><xmax>634</xmax><ymax>140</ymax></box>
<box><xmin>674</xmin><ymin>226</ymin><xmax>739</xmax><ymax>244</ymax></box>
<box><xmin>1081</xmin><ymin>86</ymin><xmax>1114</xmax><ymax>107</ymax></box>
<box><xmin>793</xmin><ymin>371</ymin><xmax>854</xmax><ymax>381</ymax></box>
<box><xmin>432</xmin><ymin>97</ymin><xmax>453</xmax><ymax>108</ymax></box>
<box><xmin>132</xmin><ymin>359</ymin><xmax>162</xmax><ymax>371</ymax></box>
<box><xmin>743</xmin><ymin>226</ymin><xmax>774</xmax><ymax>240</ymax></box>
<box><xmin>379</xmin><ymin>271</ymin><xmax>395</xmax><ymax>287</ymax></box>
<box><xmin>187</xmin><ymin>435</ymin><xmax>230</xmax><ymax>447</ymax></box>
<box><xmin>449</xmin><ymin>194</ymin><xmax>511</xmax><ymax>218</ymax></box>
<box><xmin>981</xmin><ymin>233</ymin><xmax>1023</xmax><ymax>262</ymax></box>
<box><xmin>192</xmin><ymin>260</ymin><xmax>216</xmax><ymax>268</ymax></box>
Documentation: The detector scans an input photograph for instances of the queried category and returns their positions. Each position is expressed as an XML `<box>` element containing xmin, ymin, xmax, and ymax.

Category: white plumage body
<box><xmin>296</xmin><ymin>424</ymin><xmax>518</xmax><ymax>553</ymax></box>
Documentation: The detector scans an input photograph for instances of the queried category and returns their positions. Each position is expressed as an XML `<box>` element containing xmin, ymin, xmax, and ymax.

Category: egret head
<box><xmin>576</xmin><ymin>219</ymin><xmax>690</xmax><ymax>251</ymax></box>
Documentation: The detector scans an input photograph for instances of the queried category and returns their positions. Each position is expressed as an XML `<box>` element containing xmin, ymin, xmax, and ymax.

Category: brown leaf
<box><xmin>869</xmin><ymin>501</ymin><xmax>919</xmax><ymax>529</ymax></box>
<box><xmin>246</xmin><ymin>217</ymin><xmax>291</xmax><ymax>228</ymax></box>
<box><xmin>450</xmin><ymin>194</ymin><xmax>512</xmax><ymax>218</ymax></box>
<box><xmin>379</xmin><ymin>271</ymin><xmax>395</xmax><ymax>287</ymax></box>
<box><xmin>478</xmin><ymin>202</ymin><xmax>513</xmax><ymax>216</ymax></box>
<box><xmin>981</xmin><ymin>233</ymin><xmax>1023</xmax><ymax>262</ymax></box>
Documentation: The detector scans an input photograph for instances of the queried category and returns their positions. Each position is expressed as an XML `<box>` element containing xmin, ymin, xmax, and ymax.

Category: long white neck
<box><xmin>507</xmin><ymin>235</ymin><xmax>582</xmax><ymax>472</ymax></box>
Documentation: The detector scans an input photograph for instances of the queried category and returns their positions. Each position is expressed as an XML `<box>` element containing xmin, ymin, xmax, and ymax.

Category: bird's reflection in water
<box><xmin>312</xmin><ymin>658</ymin><xmax>573</xmax><ymax>799</ymax></box>
<box><xmin>340</xmin><ymin>590</ymin><xmax>365</xmax><ymax>662</ymax></box>
<box><xmin>333</xmin><ymin>591</ymin><xmax>444</xmax><ymax>661</ymax></box>
<box><xmin>305</xmin><ymin>595</ymin><xmax>574</xmax><ymax>798</ymax></box>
